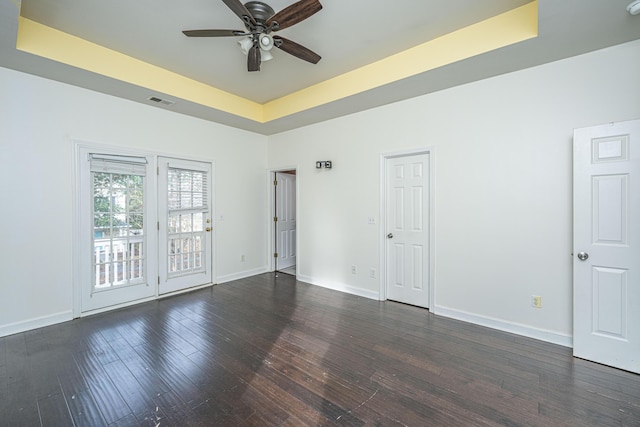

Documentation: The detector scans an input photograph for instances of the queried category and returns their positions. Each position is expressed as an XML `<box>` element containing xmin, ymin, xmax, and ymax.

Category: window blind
<box><xmin>89</xmin><ymin>153</ymin><xmax>147</xmax><ymax>176</ymax></box>
<box><xmin>167</xmin><ymin>167</ymin><xmax>208</xmax><ymax>212</ymax></box>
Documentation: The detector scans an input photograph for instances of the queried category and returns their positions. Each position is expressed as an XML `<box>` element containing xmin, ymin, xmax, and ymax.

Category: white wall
<box><xmin>267</xmin><ymin>39</ymin><xmax>640</xmax><ymax>345</ymax></box>
<box><xmin>2</xmin><ymin>40</ymin><xmax>639</xmax><ymax>344</ymax></box>
<box><xmin>0</xmin><ymin>66</ymin><xmax>268</xmax><ymax>335</ymax></box>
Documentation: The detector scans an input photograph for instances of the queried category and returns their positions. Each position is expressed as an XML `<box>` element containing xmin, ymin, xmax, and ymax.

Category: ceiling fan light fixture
<box><xmin>259</xmin><ymin>33</ymin><xmax>274</xmax><ymax>51</ymax></box>
<box><xmin>238</xmin><ymin>37</ymin><xmax>253</xmax><ymax>55</ymax></box>
<box><xmin>261</xmin><ymin>49</ymin><xmax>273</xmax><ymax>61</ymax></box>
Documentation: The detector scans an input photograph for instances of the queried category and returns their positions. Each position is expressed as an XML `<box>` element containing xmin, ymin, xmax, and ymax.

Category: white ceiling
<box><xmin>2</xmin><ymin>0</ymin><xmax>640</xmax><ymax>134</ymax></box>
<box><xmin>18</xmin><ymin>0</ymin><xmax>533</xmax><ymax>103</ymax></box>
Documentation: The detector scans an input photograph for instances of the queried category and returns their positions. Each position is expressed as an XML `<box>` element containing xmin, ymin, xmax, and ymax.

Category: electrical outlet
<box><xmin>369</xmin><ymin>268</ymin><xmax>376</xmax><ymax>278</ymax></box>
<box><xmin>531</xmin><ymin>295</ymin><xmax>542</xmax><ymax>308</ymax></box>
<box><xmin>351</xmin><ymin>265</ymin><xmax>357</xmax><ymax>274</ymax></box>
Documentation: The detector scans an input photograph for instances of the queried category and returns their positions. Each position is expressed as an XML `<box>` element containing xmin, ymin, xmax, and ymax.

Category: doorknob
<box><xmin>206</xmin><ymin>227</ymin><xmax>212</xmax><ymax>232</ymax></box>
<box><xmin>387</xmin><ymin>233</ymin><xmax>393</xmax><ymax>239</ymax></box>
<box><xmin>577</xmin><ymin>251</ymin><xmax>589</xmax><ymax>261</ymax></box>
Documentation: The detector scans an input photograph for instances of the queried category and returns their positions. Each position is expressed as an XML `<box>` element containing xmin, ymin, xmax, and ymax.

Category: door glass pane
<box><xmin>92</xmin><ymin>171</ymin><xmax>146</xmax><ymax>290</ymax></box>
<box><xmin>193</xmin><ymin>213</ymin><xmax>203</xmax><ymax>232</ymax></box>
<box><xmin>166</xmin><ymin>168</ymin><xmax>207</xmax><ymax>278</ymax></box>
<box><xmin>181</xmin><ymin>215</ymin><xmax>192</xmax><ymax>233</ymax></box>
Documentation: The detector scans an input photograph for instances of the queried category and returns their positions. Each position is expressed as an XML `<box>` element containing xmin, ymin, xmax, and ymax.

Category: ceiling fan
<box><xmin>182</xmin><ymin>0</ymin><xmax>322</xmax><ymax>72</ymax></box>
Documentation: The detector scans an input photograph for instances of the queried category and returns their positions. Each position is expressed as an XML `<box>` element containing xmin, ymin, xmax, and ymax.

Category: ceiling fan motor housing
<box><xmin>244</xmin><ymin>2</ymin><xmax>275</xmax><ymax>24</ymax></box>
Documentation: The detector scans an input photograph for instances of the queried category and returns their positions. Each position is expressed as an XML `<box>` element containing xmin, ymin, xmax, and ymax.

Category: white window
<box><xmin>166</xmin><ymin>167</ymin><xmax>207</xmax><ymax>277</ymax></box>
<box><xmin>90</xmin><ymin>154</ymin><xmax>147</xmax><ymax>289</ymax></box>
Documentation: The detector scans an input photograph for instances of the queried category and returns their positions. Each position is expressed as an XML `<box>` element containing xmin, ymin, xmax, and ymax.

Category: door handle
<box><xmin>577</xmin><ymin>251</ymin><xmax>589</xmax><ymax>261</ymax></box>
<box><xmin>387</xmin><ymin>233</ymin><xmax>393</xmax><ymax>239</ymax></box>
<box><xmin>206</xmin><ymin>227</ymin><xmax>212</xmax><ymax>232</ymax></box>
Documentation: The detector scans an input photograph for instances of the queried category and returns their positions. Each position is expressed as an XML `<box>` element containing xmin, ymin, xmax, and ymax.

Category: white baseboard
<box><xmin>296</xmin><ymin>274</ymin><xmax>380</xmax><ymax>300</ymax></box>
<box><xmin>434</xmin><ymin>305</ymin><xmax>573</xmax><ymax>348</ymax></box>
<box><xmin>0</xmin><ymin>311</ymin><xmax>73</xmax><ymax>338</ymax></box>
<box><xmin>217</xmin><ymin>266</ymin><xmax>269</xmax><ymax>284</ymax></box>
<box><xmin>159</xmin><ymin>282</ymin><xmax>214</xmax><ymax>298</ymax></box>
<box><xmin>80</xmin><ymin>296</ymin><xmax>158</xmax><ymax>318</ymax></box>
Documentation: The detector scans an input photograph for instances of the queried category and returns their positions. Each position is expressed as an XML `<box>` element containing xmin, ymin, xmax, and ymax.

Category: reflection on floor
<box><xmin>278</xmin><ymin>266</ymin><xmax>296</xmax><ymax>276</ymax></box>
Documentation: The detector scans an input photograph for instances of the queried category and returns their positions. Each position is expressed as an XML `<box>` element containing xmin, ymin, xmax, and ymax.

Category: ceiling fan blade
<box><xmin>248</xmin><ymin>44</ymin><xmax>261</xmax><ymax>71</ymax></box>
<box><xmin>182</xmin><ymin>29</ymin><xmax>246</xmax><ymax>37</ymax></box>
<box><xmin>274</xmin><ymin>36</ymin><xmax>321</xmax><ymax>64</ymax></box>
<box><xmin>267</xmin><ymin>0</ymin><xmax>322</xmax><ymax>31</ymax></box>
<box><xmin>222</xmin><ymin>0</ymin><xmax>256</xmax><ymax>26</ymax></box>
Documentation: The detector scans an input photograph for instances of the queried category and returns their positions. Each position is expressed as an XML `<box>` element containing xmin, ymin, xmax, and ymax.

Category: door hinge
<box><xmin>274</xmin><ymin>180</ymin><xmax>278</xmax><ymax>186</ymax></box>
<box><xmin>274</xmin><ymin>252</ymin><xmax>278</xmax><ymax>258</ymax></box>
<box><xmin>157</xmin><ymin>166</ymin><xmax>160</xmax><ymax>175</ymax></box>
<box><xmin>157</xmin><ymin>221</ymin><xmax>160</xmax><ymax>230</ymax></box>
<box><xmin>274</xmin><ymin>216</ymin><xmax>278</xmax><ymax>222</ymax></box>
<box><xmin>158</xmin><ymin>276</ymin><xmax>160</xmax><ymax>285</ymax></box>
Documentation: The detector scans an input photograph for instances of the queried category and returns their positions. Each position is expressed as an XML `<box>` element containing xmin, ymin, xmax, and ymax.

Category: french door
<box><xmin>158</xmin><ymin>158</ymin><xmax>213</xmax><ymax>294</ymax></box>
<box><xmin>77</xmin><ymin>148</ymin><xmax>213</xmax><ymax>313</ymax></box>
<box><xmin>78</xmin><ymin>150</ymin><xmax>157</xmax><ymax>312</ymax></box>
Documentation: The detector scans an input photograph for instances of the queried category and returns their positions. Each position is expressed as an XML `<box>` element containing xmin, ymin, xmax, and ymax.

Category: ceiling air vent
<box><xmin>147</xmin><ymin>96</ymin><xmax>175</xmax><ymax>106</ymax></box>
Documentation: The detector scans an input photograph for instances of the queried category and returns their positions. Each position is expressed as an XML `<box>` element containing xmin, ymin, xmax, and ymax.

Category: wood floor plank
<box><xmin>108</xmin><ymin>413</ymin><xmax>139</xmax><ymax>427</ymax></box>
<box><xmin>132</xmin><ymin>343</ymin><xmax>206</xmax><ymax>409</ymax></box>
<box><xmin>4</xmin><ymin>333</ymin><xmax>29</xmax><ymax>385</ymax></box>
<box><xmin>73</xmin><ymin>350</ymin><xmax>132</xmax><ymax>424</ymax></box>
<box><xmin>37</xmin><ymin>392</ymin><xmax>73</xmax><ymax>426</ymax></box>
<box><xmin>57</xmin><ymin>354</ymin><xmax>91</xmax><ymax>399</ymax></box>
<box><xmin>66</xmin><ymin>388</ymin><xmax>108</xmax><ymax>427</ymax></box>
<box><xmin>3</xmin><ymin>378</ymin><xmax>41</xmax><ymax>426</ymax></box>
<box><xmin>101</xmin><ymin>359</ymin><xmax>158</xmax><ymax>418</ymax></box>
<box><xmin>108</xmin><ymin>338</ymin><xmax>170</xmax><ymax>398</ymax></box>
<box><xmin>84</xmin><ymin>328</ymin><xmax>121</xmax><ymax>366</ymax></box>
<box><xmin>29</xmin><ymin>349</ymin><xmax>70</xmax><ymax>401</ymax></box>
<box><xmin>152</xmin><ymin>390</ymin><xmax>198</xmax><ymax>426</ymax></box>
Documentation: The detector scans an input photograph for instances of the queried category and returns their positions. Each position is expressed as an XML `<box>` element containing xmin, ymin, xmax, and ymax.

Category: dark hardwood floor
<box><xmin>1</xmin><ymin>273</ymin><xmax>639</xmax><ymax>426</ymax></box>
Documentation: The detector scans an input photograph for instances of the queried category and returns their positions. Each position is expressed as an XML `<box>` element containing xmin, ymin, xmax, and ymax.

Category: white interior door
<box><xmin>573</xmin><ymin>119</ymin><xmax>640</xmax><ymax>373</ymax></box>
<box><xmin>79</xmin><ymin>150</ymin><xmax>157</xmax><ymax>313</ymax></box>
<box><xmin>158</xmin><ymin>158</ymin><xmax>213</xmax><ymax>295</ymax></box>
<box><xmin>275</xmin><ymin>172</ymin><xmax>296</xmax><ymax>271</ymax></box>
<box><xmin>385</xmin><ymin>153</ymin><xmax>430</xmax><ymax>308</ymax></box>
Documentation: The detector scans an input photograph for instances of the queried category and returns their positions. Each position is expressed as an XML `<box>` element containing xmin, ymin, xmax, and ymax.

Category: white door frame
<box><xmin>267</xmin><ymin>166</ymin><xmax>299</xmax><ymax>273</ymax></box>
<box><xmin>379</xmin><ymin>148</ymin><xmax>435</xmax><ymax>308</ymax></box>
